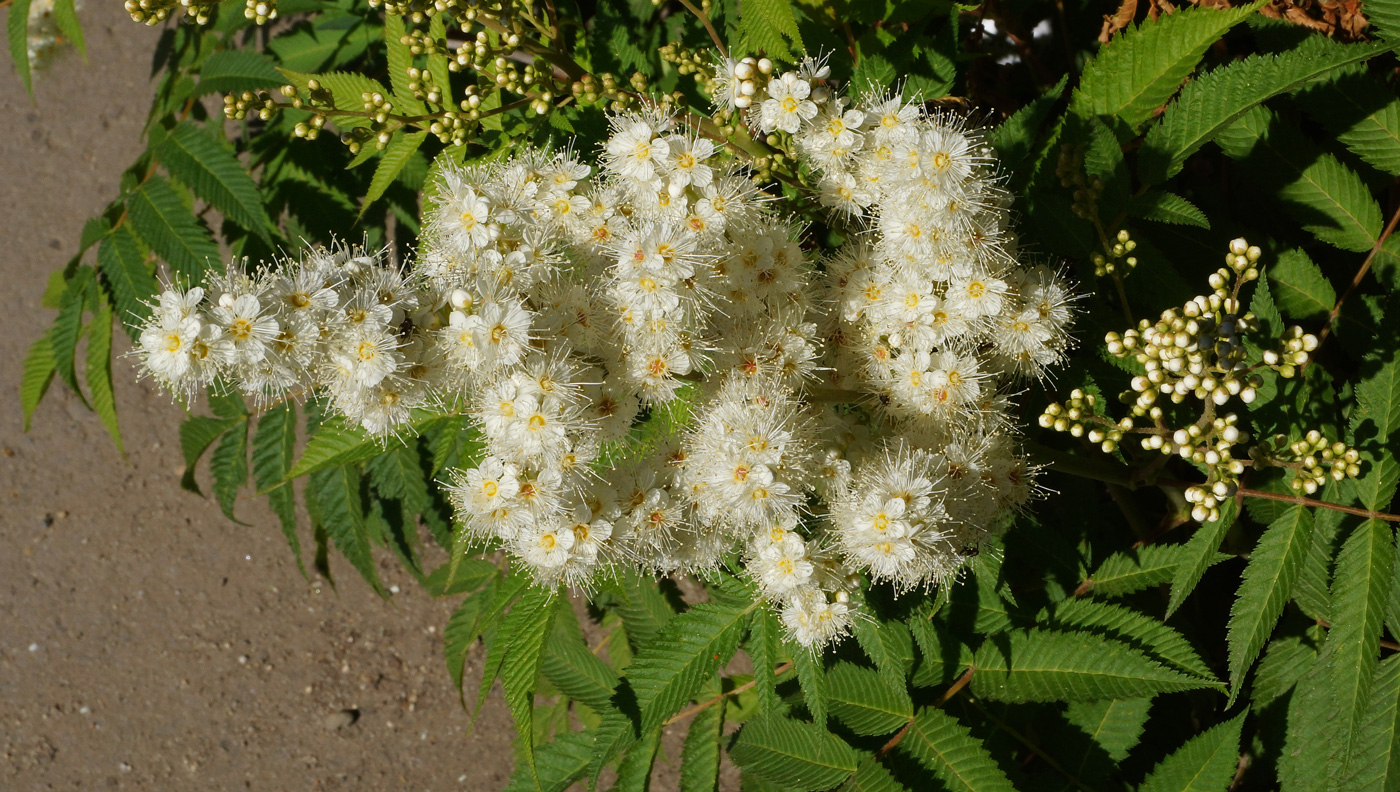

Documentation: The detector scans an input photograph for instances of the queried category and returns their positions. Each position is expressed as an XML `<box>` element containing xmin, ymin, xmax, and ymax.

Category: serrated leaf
<box><xmin>1298</xmin><ymin>69</ymin><xmax>1400</xmax><ymax>177</ymax></box>
<box><xmin>1073</xmin><ymin>2</ymin><xmax>1260</xmax><ymax>129</ymax></box>
<box><xmin>178</xmin><ymin>415</ymin><xmax>235</xmax><ymax>495</ymax></box>
<box><xmin>1139</xmin><ymin>711</ymin><xmax>1246</xmax><ymax>792</ymax></box>
<box><xmin>627</xmin><ymin>598</ymin><xmax>754</xmax><ymax>731</ymax></box>
<box><xmin>1254</xmin><ymin>634</ymin><xmax>1320</xmax><ymax>707</ymax></box>
<box><xmin>97</xmin><ymin>224</ymin><xmax>156</xmax><ymax>341</ymax></box>
<box><xmin>502</xmin><ymin>729</ymin><xmax>593</xmax><ymax>792</ymax></box>
<box><xmin>382</xmin><ymin>13</ymin><xmax>422</xmax><ymax>114</ymax></box>
<box><xmin>1269</xmin><ymin>249</ymin><xmax>1335</xmax><ymax>323</ymax></box>
<box><xmin>85</xmin><ymin>303</ymin><xmax>123</xmax><ymax>454</ymax></box>
<box><xmin>898</xmin><ymin>707</ymin><xmax>1017</xmax><ymax>792</ymax></box>
<box><xmin>8</xmin><ymin>0</ymin><xmax>34</xmax><ymax>98</ymax></box>
<box><xmin>426</xmin><ymin>14</ymin><xmax>451</xmax><ymax>102</ymax></box>
<box><xmin>613</xmin><ymin>728</ymin><xmax>659</xmax><ymax>792</ymax></box>
<box><xmin>747</xmin><ymin>605</ymin><xmax>783</xmax><ymax>714</ymax></box>
<box><xmin>252</xmin><ymin>402</ymin><xmax>303</xmax><ymax>576</ymax></box>
<box><xmin>729</xmin><ymin>714</ymin><xmax>860</xmax><ymax>792</ymax></box>
<box><xmin>1326</xmin><ymin>520</ymin><xmax>1394</xmax><ymax>781</ymax></box>
<box><xmin>1047</xmin><ymin>598</ymin><xmax>1214</xmax><ymax>679</ymax></box>
<box><xmin>366</xmin><ymin>441</ymin><xmax>430</xmax><ymax>515</ymax></box>
<box><xmin>542</xmin><ymin>605</ymin><xmax>619</xmax><ymax>715</ymax></box>
<box><xmin>1063</xmin><ymin>698</ymin><xmax>1151</xmax><ymax>763</ymax></box>
<box><xmin>49</xmin><ymin>264</ymin><xmax>91</xmax><ymax>407</ymax></box>
<box><xmin>20</xmin><ymin>334</ymin><xmax>56</xmax><ymax>431</ymax></box>
<box><xmin>1168</xmin><ymin>499</ymin><xmax>1239</xmax><ymax>616</ymax></box>
<box><xmin>679</xmin><ymin>694</ymin><xmax>724</xmax><ymax>792</ymax></box>
<box><xmin>501</xmin><ymin>585</ymin><xmax>560</xmax><ymax>791</ymax></box>
<box><xmin>826</xmin><ymin>662</ymin><xmax>913</xmax><ymax>736</ymax></box>
<box><xmin>127</xmin><ymin>175</ymin><xmax>220</xmax><ymax>285</ymax></box>
<box><xmin>284</xmin><ymin>411</ymin><xmax>453</xmax><ymax>482</ymax></box>
<box><xmin>1139</xmin><ymin>40</ymin><xmax>1391</xmax><ymax>185</ymax></box>
<box><xmin>210</xmin><ymin>418</ymin><xmax>249</xmax><ymax>521</ymax></box>
<box><xmin>306</xmin><ymin>464</ymin><xmax>385</xmax><ymax>595</ymax></box>
<box><xmin>1215</xmin><ymin>105</ymin><xmax>1382</xmax><ymax>253</ymax></box>
<box><xmin>1293</xmin><ymin>494</ymin><xmax>1346</xmax><ymax>621</ymax></box>
<box><xmin>852</xmin><ymin>615</ymin><xmax>915</xmax><ymax>685</ymax></box>
<box><xmin>423</xmin><ymin>558</ymin><xmax>497</xmax><ymax>597</ymax></box>
<box><xmin>1087</xmin><ymin>544</ymin><xmax>1222</xmax><ymax>598</ymax></box>
<box><xmin>52</xmin><ymin>0</ymin><xmax>84</xmax><ymax>60</ymax></box>
<box><xmin>195</xmin><ymin>50</ymin><xmax>288</xmax><ymax>96</ymax></box>
<box><xmin>1128</xmin><ymin>190</ymin><xmax>1210</xmax><ymax>228</ymax></box>
<box><xmin>1226</xmin><ymin>506</ymin><xmax>1313</xmax><ymax>703</ymax></box>
<box><xmin>613</xmin><ymin>568</ymin><xmax>677</xmax><ymax>647</ymax></box>
<box><xmin>160</xmin><ymin>121</ymin><xmax>273</xmax><ymax>242</ymax></box>
<box><xmin>360</xmin><ymin>129</ymin><xmax>426</xmax><ymax>215</ymax></box>
<box><xmin>792</xmin><ymin>644</ymin><xmax>829</xmax><ymax>728</ymax></box>
<box><xmin>842</xmin><ymin>757</ymin><xmax>908</xmax><ymax>792</ymax></box>
<box><xmin>971</xmin><ymin>628</ymin><xmax>1219</xmax><ymax>702</ymax></box>
<box><xmin>738</xmin><ymin>0</ymin><xmax>803</xmax><ymax>63</ymax></box>
<box><xmin>1336</xmin><ymin>654</ymin><xmax>1400</xmax><ymax>792</ymax></box>
<box><xmin>444</xmin><ymin>582</ymin><xmax>492</xmax><ymax>691</ymax></box>
<box><xmin>989</xmin><ymin>74</ymin><xmax>1068</xmax><ymax>186</ymax></box>
<box><xmin>909</xmin><ymin>618</ymin><xmax>973</xmax><ymax>689</ymax></box>
<box><xmin>282</xmin><ymin>68</ymin><xmax>386</xmax><ymax>115</ymax></box>
<box><xmin>1349</xmin><ymin>355</ymin><xmax>1400</xmax><ymax>511</ymax></box>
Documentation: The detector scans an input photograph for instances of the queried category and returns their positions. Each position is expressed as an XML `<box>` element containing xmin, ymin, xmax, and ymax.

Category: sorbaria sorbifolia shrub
<box><xmin>15</xmin><ymin>0</ymin><xmax>1400</xmax><ymax>788</ymax></box>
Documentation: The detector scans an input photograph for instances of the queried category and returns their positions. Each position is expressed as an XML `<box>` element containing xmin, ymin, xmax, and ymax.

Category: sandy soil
<box><xmin>0</xmin><ymin>5</ymin><xmax>525</xmax><ymax>789</ymax></box>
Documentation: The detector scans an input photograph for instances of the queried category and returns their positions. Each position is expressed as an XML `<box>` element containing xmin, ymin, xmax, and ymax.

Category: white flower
<box><xmin>605</xmin><ymin>120</ymin><xmax>671</xmax><ymax>183</ymax></box>
<box><xmin>760</xmin><ymin>72</ymin><xmax>818</xmax><ymax>134</ymax></box>
<box><xmin>667</xmin><ymin>137</ymin><xmax>715</xmax><ymax>195</ymax></box>
<box><xmin>212</xmin><ymin>293</ymin><xmax>279</xmax><ymax>365</ymax></box>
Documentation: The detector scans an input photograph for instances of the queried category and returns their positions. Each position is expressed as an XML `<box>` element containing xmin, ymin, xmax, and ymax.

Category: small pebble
<box><xmin>323</xmin><ymin>709</ymin><xmax>360</xmax><ymax>731</ymax></box>
<box><xmin>28</xmin><ymin>643</ymin><xmax>39</xmax><ymax>652</ymax></box>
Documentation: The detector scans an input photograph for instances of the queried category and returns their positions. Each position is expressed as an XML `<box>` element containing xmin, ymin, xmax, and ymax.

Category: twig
<box><xmin>678</xmin><ymin>0</ymin><xmax>727</xmax><ymax>59</ymax></box>
<box><xmin>661</xmin><ymin>661</ymin><xmax>794</xmax><ymax>726</ymax></box>
<box><xmin>875</xmin><ymin>667</ymin><xmax>973</xmax><ymax>758</ymax></box>
<box><xmin>1152</xmin><ymin>479</ymin><xmax>1400</xmax><ymax>524</ymax></box>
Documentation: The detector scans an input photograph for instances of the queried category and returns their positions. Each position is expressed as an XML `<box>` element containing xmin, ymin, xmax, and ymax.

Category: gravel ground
<box><xmin>0</xmin><ymin>5</ymin><xmax>522</xmax><ymax>789</ymax></box>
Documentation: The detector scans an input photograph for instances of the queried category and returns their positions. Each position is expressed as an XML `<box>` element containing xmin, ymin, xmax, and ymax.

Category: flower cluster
<box><xmin>1041</xmin><ymin>238</ymin><xmax>1361</xmax><ymax>521</ymax></box>
<box><xmin>134</xmin><ymin>54</ymin><xmax>1073</xmax><ymax>648</ymax></box>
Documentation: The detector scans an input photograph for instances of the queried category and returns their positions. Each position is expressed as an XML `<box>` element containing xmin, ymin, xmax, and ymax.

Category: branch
<box><xmin>662</xmin><ymin>661</ymin><xmax>794</xmax><ymax>726</ymax></box>
<box><xmin>678</xmin><ymin>0</ymin><xmax>728</xmax><ymax>59</ymax></box>
<box><xmin>1313</xmin><ymin>198</ymin><xmax>1400</xmax><ymax>354</ymax></box>
<box><xmin>875</xmin><ymin>667</ymin><xmax>973</xmax><ymax>758</ymax></box>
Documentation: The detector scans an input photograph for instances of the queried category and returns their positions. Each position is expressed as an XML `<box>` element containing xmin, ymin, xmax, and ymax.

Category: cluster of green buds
<box><xmin>1252</xmin><ymin>431</ymin><xmax>1362</xmax><ymax>495</ymax></box>
<box><xmin>223</xmin><ymin>89</ymin><xmax>277</xmax><ymax>122</ymax></box>
<box><xmin>1092</xmin><ymin>229</ymin><xmax>1138</xmax><ymax>277</ymax></box>
<box><xmin>245</xmin><ymin>0</ymin><xmax>277</xmax><ymax>24</ymax></box>
<box><xmin>1038</xmin><ymin>389</ymin><xmax>1127</xmax><ymax>453</ymax></box>
<box><xmin>126</xmin><ymin>0</ymin><xmax>270</xmax><ymax>25</ymax></box>
<box><xmin>1041</xmin><ymin>238</ymin><xmax>1357</xmax><ymax>522</ymax></box>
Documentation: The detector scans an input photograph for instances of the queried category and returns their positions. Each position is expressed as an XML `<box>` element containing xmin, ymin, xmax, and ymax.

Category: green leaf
<box><xmin>909</xmin><ymin>618</ymin><xmax>973</xmax><ymax>689</ymax></box>
<box><xmin>252</xmin><ymin>402</ymin><xmax>303</xmax><ymax>576</ymax></box>
<box><xmin>1226</xmin><ymin>506</ymin><xmax>1314</xmax><ymax>703</ymax></box>
<box><xmin>281</xmin><ymin>68</ymin><xmax>386</xmax><ymax>115</ymax></box>
<box><xmin>1298</xmin><ymin>69</ymin><xmax>1400</xmax><ymax>177</ymax></box>
<box><xmin>382</xmin><ymin>13</ymin><xmax>423</xmax><ymax>113</ymax></box>
<box><xmin>613</xmin><ymin>568</ymin><xmax>677</xmax><ymax>647</ymax></box>
<box><xmin>1293</xmin><ymin>485</ymin><xmax>1346</xmax><ymax>621</ymax></box>
<box><xmin>971</xmin><ymin>628</ymin><xmax>1220</xmax><ymax>702</ymax></box>
<box><xmin>1336</xmin><ymin>654</ymin><xmax>1400</xmax><ymax>792</ymax></box>
<box><xmin>97</xmin><ymin>224</ymin><xmax>157</xmax><ymax>340</ymax></box>
<box><xmin>502</xmin><ymin>729</ymin><xmax>592</xmax><ymax>792</ymax></box>
<box><xmin>366</xmin><ymin>442</ymin><xmax>430</xmax><ymax>515</ymax></box>
<box><xmin>20</xmin><ymin>334</ymin><xmax>56</xmax><ymax>431</ymax></box>
<box><xmin>1254</xmin><ymin>634</ymin><xmax>1320</xmax><ymax>706</ymax></box>
<box><xmin>160</xmin><ymin>121</ymin><xmax>273</xmax><ymax>242</ymax></box>
<box><xmin>1167</xmin><ymin>499</ymin><xmax>1239</xmax><ymax>616</ymax></box>
<box><xmin>52</xmin><ymin>0</ymin><xmax>84</xmax><ymax>60</ymax></box>
<box><xmin>423</xmin><ymin>558</ymin><xmax>497</xmax><ymax>596</ymax></box>
<box><xmin>897</xmin><ymin>707</ymin><xmax>1017</xmax><ymax>792</ymax></box>
<box><xmin>679</xmin><ymin>694</ymin><xmax>724</xmax><ymax>792</ymax></box>
<box><xmin>1268</xmin><ymin>249</ymin><xmax>1335</xmax><ymax>323</ymax></box>
<box><xmin>85</xmin><ymin>303</ymin><xmax>123</xmax><ymax>454</ymax></box>
<box><xmin>1349</xmin><ymin>355</ymin><xmax>1400</xmax><ymax>511</ymax></box>
<box><xmin>826</xmin><ymin>662</ymin><xmax>913</xmax><ymax>736</ymax></box>
<box><xmin>729</xmin><ymin>714</ymin><xmax>861</xmax><ymax>792</ymax></box>
<box><xmin>1326</xmin><ymin>520</ymin><xmax>1394</xmax><ymax>781</ymax></box>
<box><xmin>306</xmin><ymin>465</ymin><xmax>385</xmax><ymax>595</ymax></box>
<box><xmin>842</xmin><ymin>757</ymin><xmax>909</xmax><ymax>792</ymax></box>
<box><xmin>1063</xmin><ymin>698</ymin><xmax>1151</xmax><ymax>763</ymax></box>
<box><xmin>1073</xmin><ymin>1</ymin><xmax>1260</xmax><ymax>129</ymax></box>
<box><xmin>1127</xmin><ymin>190</ymin><xmax>1211</xmax><ymax>228</ymax></box>
<box><xmin>444</xmin><ymin>583</ymin><xmax>492</xmax><ymax>691</ymax></box>
<box><xmin>210</xmin><ymin>418</ymin><xmax>249</xmax><ymax>521</ymax></box>
<box><xmin>1367</xmin><ymin>0</ymin><xmax>1400</xmax><ymax>42</ymax></box>
<box><xmin>426</xmin><ymin>14</ymin><xmax>451</xmax><ymax>101</ymax></box>
<box><xmin>8</xmin><ymin>0</ymin><xmax>33</xmax><ymax>98</ymax></box>
<box><xmin>613</xmin><ymin>729</ymin><xmax>660</xmax><ymax>792</ymax></box>
<box><xmin>500</xmin><ymin>585</ymin><xmax>560</xmax><ymax>791</ymax></box>
<box><xmin>738</xmin><ymin>0</ymin><xmax>803</xmax><ymax>63</ymax></box>
<box><xmin>49</xmin><ymin>265</ymin><xmax>91</xmax><ymax>407</ymax></box>
<box><xmin>541</xmin><ymin>606</ymin><xmax>619</xmax><ymax>715</ymax></box>
<box><xmin>1139</xmin><ymin>40</ymin><xmax>1391</xmax><ymax>184</ymax></box>
<box><xmin>360</xmin><ymin>129</ymin><xmax>427</xmax><ymax>215</ymax></box>
<box><xmin>179</xmin><ymin>415</ymin><xmax>235</xmax><ymax>495</ymax></box>
<box><xmin>747</xmin><ymin>605</ymin><xmax>784</xmax><ymax>714</ymax></box>
<box><xmin>792</xmin><ymin>644</ymin><xmax>829</xmax><ymax>728</ymax></box>
<box><xmin>627</xmin><ymin>598</ymin><xmax>754</xmax><ymax>730</ymax></box>
<box><xmin>852</xmin><ymin>614</ymin><xmax>915</xmax><ymax>686</ymax></box>
<box><xmin>1139</xmin><ymin>711</ymin><xmax>1247</xmax><ymax>792</ymax></box>
<box><xmin>1215</xmin><ymin>106</ymin><xmax>1383</xmax><ymax>253</ymax></box>
<box><xmin>989</xmin><ymin>75</ymin><xmax>1068</xmax><ymax>185</ymax></box>
<box><xmin>1088</xmin><ymin>544</ymin><xmax>1221</xmax><ymax>598</ymax></box>
<box><xmin>195</xmin><ymin>50</ymin><xmax>288</xmax><ymax>96</ymax></box>
<box><xmin>1047</xmin><ymin>598</ymin><xmax>1214</xmax><ymax>679</ymax></box>
<box><xmin>127</xmin><ymin>175</ymin><xmax>220</xmax><ymax>285</ymax></box>
<box><xmin>285</xmin><ymin>411</ymin><xmax>453</xmax><ymax>482</ymax></box>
